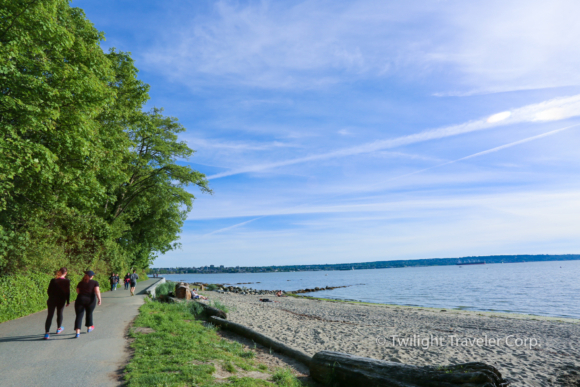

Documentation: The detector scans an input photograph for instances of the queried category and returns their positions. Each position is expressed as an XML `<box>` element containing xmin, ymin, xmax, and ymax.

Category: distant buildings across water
<box><xmin>149</xmin><ymin>254</ymin><xmax>580</xmax><ymax>274</ymax></box>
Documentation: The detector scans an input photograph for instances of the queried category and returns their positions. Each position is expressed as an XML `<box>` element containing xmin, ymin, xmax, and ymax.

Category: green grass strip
<box><xmin>125</xmin><ymin>299</ymin><xmax>306</xmax><ymax>387</ymax></box>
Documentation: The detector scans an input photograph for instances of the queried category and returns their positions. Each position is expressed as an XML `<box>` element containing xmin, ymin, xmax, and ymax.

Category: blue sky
<box><xmin>74</xmin><ymin>0</ymin><xmax>580</xmax><ymax>267</ymax></box>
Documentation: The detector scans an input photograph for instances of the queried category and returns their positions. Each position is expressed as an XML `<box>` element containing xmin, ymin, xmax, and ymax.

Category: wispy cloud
<box><xmin>187</xmin><ymin>137</ymin><xmax>295</xmax><ymax>151</ymax></box>
<box><xmin>165</xmin><ymin>187</ymin><xmax>580</xmax><ymax>267</ymax></box>
<box><xmin>378</xmin><ymin>124</ymin><xmax>580</xmax><ymax>184</ymax></box>
<box><xmin>143</xmin><ymin>1</ymin><xmax>580</xmax><ymax>93</ymax></box>
<box><xmin>200</xmin><ymin>217</ymin><xmax>264</xmax><ymax>237</ymax></box>
<box><xmin>207</xmin><ymin>95</ymin><xmax>580</xmax><ymax>179</ymax></box>
<box><xmin>199</xmin><ymin>124</ymin><xmax>577</xmax><ymax>237</ymax></box>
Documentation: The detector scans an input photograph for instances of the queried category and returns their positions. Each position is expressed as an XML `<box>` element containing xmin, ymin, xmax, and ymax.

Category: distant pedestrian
<box><xmin>44</xmin><ymin>267</ymin><xmax>70</xmax><ymax>339</ymax></box>
<box><xmin>74</xmin><ymin>270</ymin><xmax>101</xmax><ymax>338</ymax></box>
<box><xmin>115</xmin><ymin>273</ymin><xmax>120</xmax><ymax>289</ymax></box>
<box><xmin>129</xmin><ymin>270</ymin><xmax>139</xmax><ymax>296</ymax></box>
<box><xmin>109</xmin><ymin>273</ymin><xmax>118</xmax><ymax>291</ymax></box>
<box><xmin>124</xmin><ymin>273</ymin><xmax>130</xmax><ymax>290</ymax></box>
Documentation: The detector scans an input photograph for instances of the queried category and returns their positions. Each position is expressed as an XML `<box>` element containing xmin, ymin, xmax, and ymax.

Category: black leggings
<box><xmin>45</xmin><ymin>298</ymin><xmax>66</xmax><ymax>332</ymax></box>
<box><xmin>74</xmin><ymin>296</ymin><xmax>96</xmax><ymax>330</ymax></box>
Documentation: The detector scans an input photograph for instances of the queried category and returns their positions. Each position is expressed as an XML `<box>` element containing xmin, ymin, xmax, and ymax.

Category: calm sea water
<box><xmin>161</xmin><ymin>260</ymin><xmax>580</xmax><ymax>319</ymax></box>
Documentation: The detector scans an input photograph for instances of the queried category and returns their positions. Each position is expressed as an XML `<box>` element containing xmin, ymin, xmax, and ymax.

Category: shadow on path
<box><xmin>0</xmin><ymin>334</ymin><xmax>73</xmax><ymax>342</ymax></box>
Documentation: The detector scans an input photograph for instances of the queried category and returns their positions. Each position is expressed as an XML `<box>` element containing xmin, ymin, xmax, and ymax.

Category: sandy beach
<box><xmin>207</xmin><ymin>291</ymin><xmax>580</xmax><ymax>387</ymax></box>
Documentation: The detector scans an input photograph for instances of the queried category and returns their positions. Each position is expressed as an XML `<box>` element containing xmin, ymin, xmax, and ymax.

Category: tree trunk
<box><xmin>310</xmin><ymin>351</ymin><xmax>509</xmax><ymax>387</ymax></box>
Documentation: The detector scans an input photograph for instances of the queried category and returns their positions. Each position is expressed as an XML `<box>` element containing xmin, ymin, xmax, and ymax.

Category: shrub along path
<box><xmin>0</xmin><ymin>277</ymin><xmax>161</xmax><ymax>387</ymax></box>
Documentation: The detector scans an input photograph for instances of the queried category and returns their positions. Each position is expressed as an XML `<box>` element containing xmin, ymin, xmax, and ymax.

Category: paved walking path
<box><xmin>0</xmin><ymin>277</ymin><xmax>161</xmax><ymax>387</ymax></box>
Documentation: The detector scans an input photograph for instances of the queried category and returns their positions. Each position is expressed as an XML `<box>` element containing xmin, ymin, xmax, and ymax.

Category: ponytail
<box><xmin>55</xmin><ymin>267</ymin><xmax>67</xmax><ymax>278</ymax></box>
<box><xmin>82</xmin><ymin>274</ymin><xmax>90</xmax><ymax>283</ymax></box>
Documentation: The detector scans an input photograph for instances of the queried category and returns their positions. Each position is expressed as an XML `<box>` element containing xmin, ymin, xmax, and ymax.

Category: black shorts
<box><xmin>130</xmin><ymin>281</ymin><xmax>136</xmax><ymax>287</ymax></box>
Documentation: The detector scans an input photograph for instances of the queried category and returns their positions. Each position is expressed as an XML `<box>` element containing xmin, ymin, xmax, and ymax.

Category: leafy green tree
<box><xmin>0</xmin><ymin>0</ymin><xmax>209</xmax><ymax>276</ymax></box>
<box><xmin>108</xmin><ymin>108</ymin><xmax>211</xmax><ymax>269</ymax></box>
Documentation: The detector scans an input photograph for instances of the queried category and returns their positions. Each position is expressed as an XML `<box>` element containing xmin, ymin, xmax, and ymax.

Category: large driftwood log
<box><xmin>209</xmin><ymin>316</ymin><xmax>312</xmax><ymax>367</ymax></box>
<box><xmin>310</xmin><ymin>351</ymin><xmax>509</xmax><ymax>387</ymax></box>
<box><xmin>175</xmin><ymin>282</ymin><xmax>191</xmax><ymax>300</ymax></box>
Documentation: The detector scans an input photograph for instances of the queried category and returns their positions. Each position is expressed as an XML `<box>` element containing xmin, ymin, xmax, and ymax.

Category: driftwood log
<box><xmin>175</xmin><ymin>282</ymin><xmax>191</xmax><ymax>300</ymax></box>
<box><xmin>192</xmin><ymin>282</ymin><xmax>206</xmax><ymax>291</ymax></box>
<box><xmin>310</xmin><ymin>351</ymin><xmax>509</xmax><ymax>387</ymax></box>
<box><xmin>209</xmin><ymin>316</ymin><xmax>312</xmax><ymax>367</ymax></box>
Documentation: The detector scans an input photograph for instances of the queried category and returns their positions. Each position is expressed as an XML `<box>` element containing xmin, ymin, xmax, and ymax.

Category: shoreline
<box><xmin>163</xmin><ymin>277</ymin><xmax>580</xmax><ymax>322</ymax></box>
<box><xmin>288</xmin><ymin>294</ymin><xmax>580</xmax><ymax>324</ymax></box>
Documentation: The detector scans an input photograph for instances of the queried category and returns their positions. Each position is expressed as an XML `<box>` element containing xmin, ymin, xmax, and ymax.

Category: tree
<box><xmin>107</xmin><ymin>108</ymin><xmax>211</xmax><ymax>269</ymax></box>
<box><xmin>0</xmin><ymin>0</ymin><xmax>209</xmax><ymax>275</ymax></box>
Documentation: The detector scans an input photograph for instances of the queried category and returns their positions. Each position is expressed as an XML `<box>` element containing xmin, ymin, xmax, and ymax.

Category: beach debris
<box><xmin>310</xmin><ymin>351</ymin><xmax>509</xmax><ymax>387</ymax></box>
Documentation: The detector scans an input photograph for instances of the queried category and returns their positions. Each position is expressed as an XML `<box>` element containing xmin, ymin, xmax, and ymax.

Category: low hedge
<box><xmin>0</xmin><ymin>271</ymin><xmax>146</xmax><ymax>324</ymax></box>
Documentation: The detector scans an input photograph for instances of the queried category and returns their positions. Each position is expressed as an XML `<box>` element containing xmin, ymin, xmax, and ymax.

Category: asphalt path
<box><xmin>0</xmin><ymin>277</ymin><xmax>161</xmax><ymax>387</ymax></box>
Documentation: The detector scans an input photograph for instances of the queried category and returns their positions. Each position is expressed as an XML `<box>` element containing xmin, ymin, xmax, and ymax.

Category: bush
<box><xmin>210</xmin><ymin>300</ymin><xmax>229</xmax><ymax>314</ymax></box>
<box><xmin>206</xmin><ymin>284</ymin><xmax>218</xmax><ymax>291</ymax></box>
<box><xmin>154</xmin><ymin>281</ymin><xmax>174</xmax><ymax>298</ymax></box>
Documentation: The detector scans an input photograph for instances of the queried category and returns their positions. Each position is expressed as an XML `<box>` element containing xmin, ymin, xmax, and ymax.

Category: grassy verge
<box><xmin>125</xmin><ymin>299</ymin><xmax>307</xmax><ymax>387</ymax></box>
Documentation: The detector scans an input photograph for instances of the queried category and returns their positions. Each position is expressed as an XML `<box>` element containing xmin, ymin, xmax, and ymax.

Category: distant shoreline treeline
<box><xmin>0</xmin><ymin>0</ymin><xmax>209</xmax><ymax>277</ymax></box>
<box><xmin>150</xmin><ymin>254</ymin><xmax>580</xmax><ymax>274</ymax></box>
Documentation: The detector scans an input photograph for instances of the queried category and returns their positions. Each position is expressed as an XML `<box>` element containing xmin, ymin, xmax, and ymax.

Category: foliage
<box><xmin>210</xmin><ymin>300</ymin><xmax>230</xmax><ymax>314</ymax></box>
<box><xmin>125</xmin><ymin>300</ymin><xmax>306</xmax><ymax>387</ymax></box>
<box><xmin>271</xmin><ymin>369</ymin><xmax>305</xmax><ymax>387</ymax></box>
<box><xmin>0</xmin><ymin>0</ymin><xmax>209</xmax><ymax>281</ymax></box>
<box><xmin>207</xmin><ymin>284</ymin><xmax>218</xmax><ymax>291</ymax></box>
<box><xmin>154</xmin><ymin>281</ymin><xmax>175</xmax><ymax>298</ymax></box>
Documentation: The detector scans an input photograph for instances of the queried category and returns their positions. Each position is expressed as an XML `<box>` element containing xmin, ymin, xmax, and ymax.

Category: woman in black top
<box><xmin>44</xmin><ymin>267</ymin><xmax>70</xmax><ymax>339</ymax></box>
<box><xmin>74</xmin><ymin>270</ymin><xmax>102</xmax><ymax>338</ymax></box>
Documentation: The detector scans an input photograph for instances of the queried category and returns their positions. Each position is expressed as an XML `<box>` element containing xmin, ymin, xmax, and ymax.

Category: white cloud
<box><xmin>437</xmin><ymin>0</ymin><xmax>580</xmax><ymax>93</ymax></box>
<box><xmin>194</xmin><ymin>125</ymin><xmax>577</xmax><ymax>227</ymax></box>
<box><xmin>160</xmin><ymin>188</ymin><xmax>580</xmax><ymax>266</ymax></box>
<box><xmin>207</xmin><ymin>95</ymin><xmax>580</xmax><ymax>179</ymax></box>
<box><xmin>187</xmin><ymin>137</ymin><xmax>294</xmax><ymax>151</ymax></box>
<box><xmin>143</xmin><ymin>0</ymin><xmax>580</xmax><ymax>92</ymax></box>
<box><xmin>487</xmin><ymin>111</ymin><xmax>511</xmax><ymax>123</ymax></box>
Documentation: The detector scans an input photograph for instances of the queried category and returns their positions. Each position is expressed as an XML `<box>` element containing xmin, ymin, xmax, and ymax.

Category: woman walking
<box><xmin>109</xmin><ymin>273</ymin><xmax>117</xmax><ymax>291</ymax></box>
<box><xmin>44</xmin><ymin>267</ymin><xmax>70</xmax><ymax>339</ymax></box>
<box><xmin>74</xmin><ymin>270</ymin><xmax>101</xmax><ymax>338</ymax></box>
<box><xmin>124</xmin><ymin>273</ymin><xmax>130</xmax><ymax>290</ymax></box>
<box><xmin>129</xmin><ymin>269</ymin><xmax>139</xmax><ymax>296</ymax></box>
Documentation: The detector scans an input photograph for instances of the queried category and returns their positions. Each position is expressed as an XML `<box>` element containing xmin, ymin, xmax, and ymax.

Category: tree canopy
<box><xmin>0</xmin><ymin>0</ymin><xmax>209</xmax><ymax>276</ymax></box>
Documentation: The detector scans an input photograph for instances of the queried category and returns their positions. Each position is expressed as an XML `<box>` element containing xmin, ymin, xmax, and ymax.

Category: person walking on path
<box><xmin>129</xmin><ymin>270</ymin><xmax>139</xmax><ymax>296</ymax></box>
<box><xmin>74</xmin><ymin>270</ymin><xmax>101</xmax><ymax>338</ymax></box>
<box><xmin>115</xmin><ymin>273</ymin><xmax>120</xmax><ymax>289</ymax></box>
<box><xmin>109</xmin><ymin>273</ymin><xmax>117</xmax><ymax>291</ymax></box>
<box><xmin>44</xmin><ymin>267</ymin><xmax>71</xmax><ymax>339</ymax></box>
<box><xmin>124</xmin><ymin>273</ymin><xmax>130</xmax><ymax>290</ymax></box>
